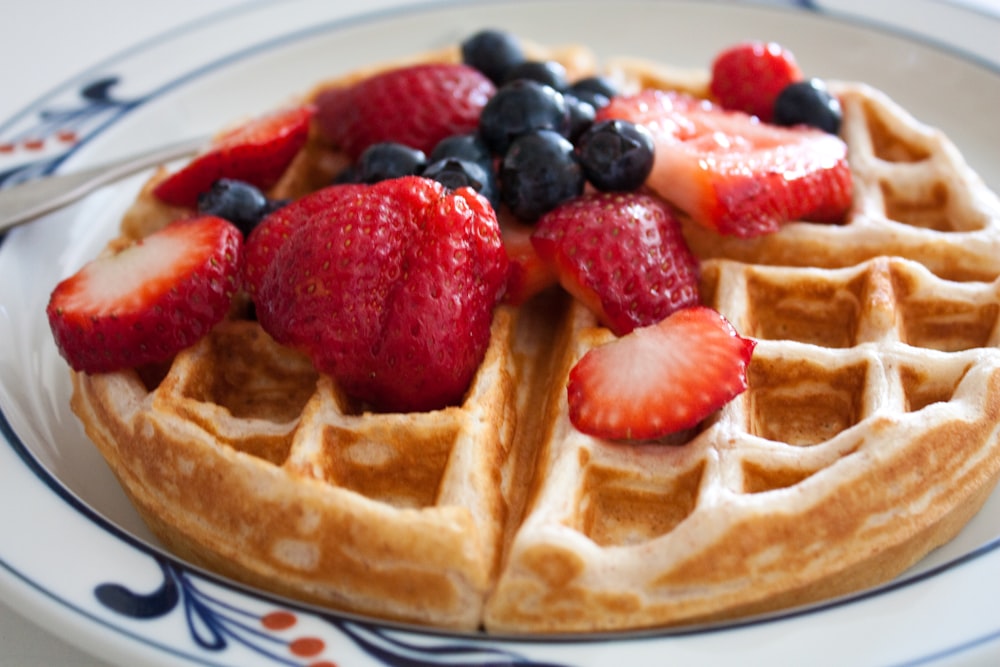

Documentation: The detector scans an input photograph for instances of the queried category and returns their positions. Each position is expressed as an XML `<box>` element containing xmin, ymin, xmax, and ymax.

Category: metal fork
<box><xmin>0</xmin><ymin>135</ymin><xmax>205</xmax><ymax>234</ymax></box>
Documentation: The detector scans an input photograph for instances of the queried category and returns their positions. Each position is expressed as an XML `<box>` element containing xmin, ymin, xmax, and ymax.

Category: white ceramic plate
<box><xmin>2</xmin><ymin>1</ymin><xmax>1000</xmax><ymax>665</ymax></box>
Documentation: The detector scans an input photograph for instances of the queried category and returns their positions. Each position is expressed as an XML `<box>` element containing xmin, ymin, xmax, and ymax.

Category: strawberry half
<box><xmin>47</xmin><ymin>216</ymin><xmax>242</xmax><ymax>374</ymax></box>
<box><xmin>531</xmin><ymin>191</ymin><xmax>700</xmax><ymax>336</ymax></box>
<box><xmin>153</xmin><ymin>105</ymin><xmax>314</xmax><ymax>208</ymax></box>
<box><xmin>314</xmin><ymin>63</ymin><xmax>495</xmax><ymax>160</ymax></box>
<box><xmin>598</xmin><ymin>90</ymin><xmax>853</xmax><ymax>238</ymax></box>
<box><xmin>255</xmin><ymin>176</ymin><xmax>508</xmax><ymax>413</ymax></box>
<box><xmin>567</xmin><ymin>306</ymin><xmax>756</xmax><ymax>441</ymax></box>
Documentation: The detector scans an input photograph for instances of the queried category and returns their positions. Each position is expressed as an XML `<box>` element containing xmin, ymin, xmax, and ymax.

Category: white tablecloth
<box><xmin>1</xmin><ymin>1</ymin><xmax>998</xmax><ymax>665</ymax></box>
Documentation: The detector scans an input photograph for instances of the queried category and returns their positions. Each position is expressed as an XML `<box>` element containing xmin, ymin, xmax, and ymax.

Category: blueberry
<box><xmin>332</xmin><ymin>164</ymin><xmax>361</xmax><ymax>184</ymax></box>
<box><xmin>502</xmin><ymin>60</ymin><xmax>569</xmax><ymax>91</ymax></box>
<box><xmin>429</xmin><ymin>133</ymin><xmax>499</xmax><ymax>207</ymax></box>
<box><xmin>479</xmin><ymin>80</ymin><xmax>570</xmax><ymax>155</ymax></box>
<box><xmin>563</xmin><ymin>93</ymin><xmax>597</xmax><ymax>142</ymax></box>
<box><xmin>567</xmin><ymin>76</ymin><xmax>618</xmax><ymax>110</ymax></box>
<box><xmin>197</xmin><ymin>179</ymin><xmax>272</xmax><ymax>235</ymax></box>
<box><xmin>461</xmin><ymin>29</ymin><xmax>526</xmax><ymax>85</ymax></box>
<box><xmin>423</xmin><ymin>157</ymin><xmax>499</xmax><ymax>209</ymax></box>
<box><xmin>773</xmin><ymin>79</ymin><xmax>843</xmax><ymax>135</ymax></box>
<box><xmin>575</xmin><ymin>120</ymin><xmax>655</xmax><ymax>192</ymax></box>
<box><xmin>501</xmin><ymin>130</ymin><xmax>584</xmax><ymax>222</ymax></box>
<box><xmin>430</xmin><ymin>133</ymin><xmax>493</xmax><ymax>166</ymax></box>
<box><xmin>357</xmin><ymin>142</ymin><xmax>427</xmax><ymax>183</ymax></box>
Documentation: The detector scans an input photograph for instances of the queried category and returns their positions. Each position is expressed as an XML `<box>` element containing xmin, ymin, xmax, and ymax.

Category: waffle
<box><xmin>67</xmin><ymin>43</ymin><xmax>1000</xmax><ymax>633</ymax></box>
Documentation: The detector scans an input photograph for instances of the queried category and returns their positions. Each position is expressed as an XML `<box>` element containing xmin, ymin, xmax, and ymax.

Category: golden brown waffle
<box><xmin>68</xmin><ymin>44</ymin><xmax>1000</xmax><ymax>633</ymax></box>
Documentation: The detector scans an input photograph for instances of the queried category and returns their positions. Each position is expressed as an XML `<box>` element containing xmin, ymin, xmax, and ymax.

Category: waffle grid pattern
<box><xmin>68</xmin><ymin>47</ymin><xmax>1000</xmax><ymax>633</ymax></box>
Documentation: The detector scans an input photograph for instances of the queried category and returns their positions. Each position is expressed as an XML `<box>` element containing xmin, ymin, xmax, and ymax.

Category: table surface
<box><xmin>2</xmin><ymin>1</ymin><xmax>999</xmax><ymax>665</ymax></box>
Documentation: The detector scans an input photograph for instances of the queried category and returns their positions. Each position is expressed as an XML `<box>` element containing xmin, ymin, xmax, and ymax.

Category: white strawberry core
<box><xmin>68</xmin><ymin>233</ymin><xmax>199</xmax><ymax>316</ymax></box>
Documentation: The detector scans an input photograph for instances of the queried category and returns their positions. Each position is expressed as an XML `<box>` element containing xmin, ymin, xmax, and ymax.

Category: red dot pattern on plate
<box><xmin>289</xmin><ymin>637</ymin><xmax>325</xmax><ymax>657</ymax></box>
<box><xmin>261</xmin><ymin>610</ymin><xmax>298</xmax><ymax>630</ymax></box>
<box><xmin>0</xmin><ymin>132</ymin><xmax>79</xmax><ymax>155</ymax></box>
<box><xmin>308</xmin><ymin>662</ymin><xmax>339</xmax><ymax>667</ymax></box>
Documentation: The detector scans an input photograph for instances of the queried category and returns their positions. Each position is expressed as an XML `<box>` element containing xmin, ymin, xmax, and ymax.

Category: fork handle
<box><xmin>0</xmin><ymin>136</ymin><xmax>206</xmax><ymax>235</ymax></box>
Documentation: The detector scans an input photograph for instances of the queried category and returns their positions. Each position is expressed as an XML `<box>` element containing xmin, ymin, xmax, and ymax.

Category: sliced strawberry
<box><xmin>153</xmin><ymin>105</ymin><xmax>314</xmax><ymax>208</ymax></box>
<box><xmin>242</xmin><ymin>183</ymin><xmax>366</xmax><ymax>298</ymax></box>
<box><xmin>710</xmin><ymin>41</ymin><xmax>803</xmax><ymax>122</ymax></box>
<box><xmin>500</xmin><ymin>216</ymin><xmax>557</xmax><ymax>305</ymax></box>
<box><xmin>597</xmin><ymin>90</ymin><xmax>853</xmax><ymax>238</ymax></box>
<box><xmin>314</xmin><ymin>63</ymin><xmax>495</xmax><ymax>160</ymax></box>
<box><xmin>567</xmin><ymin>306</ymin><xmax>756</xmax><ymax>440</ymax></box>
<box><xmin>531</xmin><ymin>191</ymin><xmax>700</xmax><ymax>336</ymax></box>
<box><xmin>255</xmin><ymin>176</ymin><xmax>508</xmax><ymax>412</ymax></box>
<box><xmin>47</xmin><ymin>216</ymin><xmax>242</xmax><ymax>373</ymax></box>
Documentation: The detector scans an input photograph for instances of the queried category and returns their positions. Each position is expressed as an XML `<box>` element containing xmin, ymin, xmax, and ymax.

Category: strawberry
<box><xmin>255</xmin><ymin>176</ymin><xmax>508</xmax><ymax>413</ymax></box>
<box><xmin>530</xmin><ymin>191</ymin><xmax>700</xmax><ymax>336</ymax></box>
<box><xmin>314</xmin><ymin>63</ymin><xmax>495</xmax><ymax>160</ymax></box>
<box><xmin>598</xmin><ymin>90</ymin><xmax>852</xmax><ymax>238</ymax></box>
<box><xmin>242</xmin><ymin>183</ymin><xmax>366</xmax><ymax>298</ymax></box>
<box><xmin>567</xmin><ymin>306</ymin><xmax>756</xmax><ymax>440</ymax></box>
<box><xmin>500</xmin><ymin>216</ymin><xmax>557</xmax><ymax>305</ymax></box>
<box><xmin>47</xmin><ymin>216</ymin><xmax>242</xmax><ymax>374</ymax></box>
<box><xmin>153</xmin><ymin>105</ymin><xmax>314</xmax><ymax>208</ymax></box>
<box><xmin>710</xmin><ymin>41</ymin><xmax>802</xmax><ymax>122</ymax></box>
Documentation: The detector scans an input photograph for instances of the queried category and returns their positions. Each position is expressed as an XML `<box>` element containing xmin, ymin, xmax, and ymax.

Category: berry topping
<box><xmin>429</xmin><ymin>133</ymin><xmax>494</xmax><ymax>165</ymax></box>
<box><xmin>197</xmin><ymin>179</ymin><xmax>286</xmax><ymax>236</ymax></box>
<box><xmin>242</xmin><ymin>183</ymin><xmax>366</xmax><ymax>298</ymax></box>
<box><xmin>567</xmin><ymin>306</ymin><xmax>756</xmax><ymax>440</ymax></box>
<box><xmin>423</xmin><ymin>157</ymin><xmax>499</xmax><ymax>209</ymax></box>
<box><xmin>598</xmin><ymin>90</ymin><xmax>853</xmax><ymax>237</ymax></box>
<box><xmin>502</xmin><ymin>60</ymin><xmax>570</xmax><ymax>90</ymax></box>
<box><xmin>428</xmin><ymin>133</ymin><xmax>499</xmax><ymax>208</ymax></box>
<box><xmin>478</xmin><ymin>79</ymin><xmax>570</xmax><ymax>155</ymax></box>
<box><xmin>566</xmin><ymin>76</ymin><xmax>618</xmax><ymax>110</ymax></box>
<box><xmin>460</xmin><ymin>29</ymin><xmax>527</xmax><ymax>85</ymax></box>
<box><xmin>574</xmin><ymin>119</ymin><xmax>655</xmax><ymax>192</ymax></box>
<box><xmin>46</xmin><ymin>216</ymin><xmax>242</xmax><ymax>374</ymax></box>
<box><xmin>356</xmin><ymin>142</ymin><xmax>428</xmax><ymax>183</ymax></box>
<box><xmin>531</xmin><ymin>192</ymin><xmax>700</xmax><ymax>335</ymax></box>
<box><xmin>563</xmin><ymin>92</ymin><xmax>598</xmax><ymax>141</ymax></box>
<box><xmin>153</xmin><ymin>105</ymin><xmax>314</xmax><ymax>208</ymax></box>
<box><xmin>501</xmin><ymin>219</ymin><xmax>558</xmax><ymax>306</ymax></box>
<box><xmin>773</xmin><ymin>78</ymin><xmax>843</xmax><ymax>135</ymax></box>
<box><xmin>710</xmin><ymin>41</ymin><xmax>803</xmax><ymax>122</ymax></box>
<box><xmin>254</xmin><ymin>176</ymin><xmax>508</xmax><ymax>412</ymax></box>
<box><xmin>500</xmin><ymin>129</ymin><xmax>585</xmax><ymax>222</ymax></box>
<box><xmin>314</xmin><ymin>63</ymin><xmax>495</xmax><ymax>160</ymax></box>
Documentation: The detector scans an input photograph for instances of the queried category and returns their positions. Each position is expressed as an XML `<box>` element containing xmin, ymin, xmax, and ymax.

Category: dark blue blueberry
<box><xmin>429</xmin><ymin>133</ymin><xmax>493</xmax><ymax>166</ymax></box>
<box><xmin>566</xmin><ymin>77</ymin><xmax>618</xmax><ymax>118</ymax></box>
<box><xmin>332</xmin><ymin>164</ymin><xmax>361</xmax><ymax>184</ymax></box>
<box><xmin>563</xmin><ymin>93</ymin><xmax>597</xmax><ymax>142</ymax></box>
<box><xmin>357</xmin><ymin>142</ymin><xmax>427</xmax><ymax>183</ymax></box>
<box><xmin>773</xmin><ymin>79</ymin><xmax>843</xmax><ymax>135</ymax></box>
<box><xmin>479</xmin><ymin>80</ymin><xmax>570</xmax><ymax>155</ymax></box>
<box><xmin>500</xmin><ymin>130</ymin><xmax>584</xmax><ymax>222</ymax></box>
<box><xmin>423</xmin><ymin>158</ymin><xmax>499</xmax><ymax>209</ymax></box>
<box><xmin>502</xmin><ymin>60</ymin><xmax>569</xmax><ymax>91</ymax></box>
<box><xmin>197</xmin><ymin>179</ymin><xmax>272</xmax><ymax>236</ymax></box>
<box><xmin>575</xmin><ymin>119</ymin><xmax>655</xmax><ymax>192</ymax></box>
<box><xmin>569</xmin><ymin>76</ymin><xmax>618</xmax><ymax>100</ymax></box>
<box><xmin>460</xmin><ymin>29</ymin><xmax>526</xmax><ymax>85</ymax></box>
